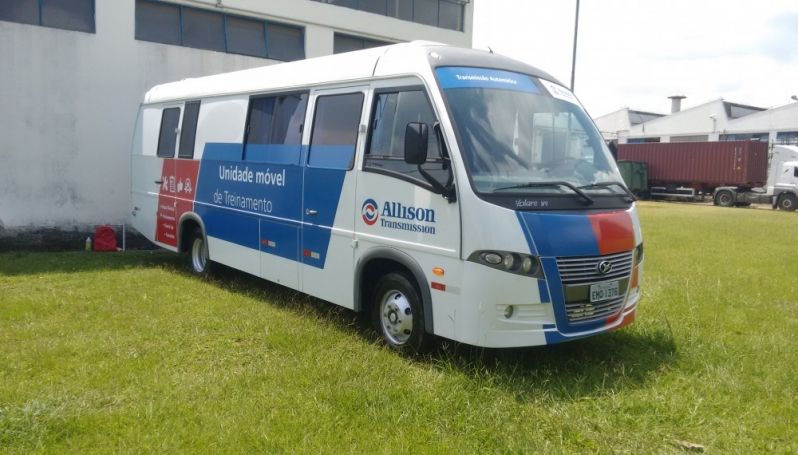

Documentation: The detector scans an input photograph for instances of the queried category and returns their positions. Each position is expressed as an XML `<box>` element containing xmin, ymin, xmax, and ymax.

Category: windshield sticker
<box><xmin>436</xmin><ymin>67</ymin><xmax>540</xmax><ymax>94</ymax></box>
<box><xmin>538</xmin><ymin>79</ymin><xmax>581</xmax><ymax>106</ymax></box>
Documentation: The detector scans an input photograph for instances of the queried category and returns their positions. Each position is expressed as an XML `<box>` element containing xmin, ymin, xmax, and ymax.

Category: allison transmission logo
<box><xmin>361</xmin><ymin>198</ymin><xmax>437</xmax><ymax>234</ymax></box>
<box><xmin>361</xmin><ymin>199</ymin><xmax>379</xmax><ymax>225</ymax></box>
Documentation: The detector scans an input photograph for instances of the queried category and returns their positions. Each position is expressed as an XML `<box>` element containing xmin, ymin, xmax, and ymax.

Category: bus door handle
<box><xmin>305</xmin><ymin>208</ymin><xmax>318</xmax><ymax>216</ymax></box>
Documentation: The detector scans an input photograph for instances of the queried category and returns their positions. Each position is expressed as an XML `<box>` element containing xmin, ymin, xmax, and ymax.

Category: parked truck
<box><xmin>617</xmin><ymin>141</ymin><xmax>798</xmax><ymax>210</ymax></box>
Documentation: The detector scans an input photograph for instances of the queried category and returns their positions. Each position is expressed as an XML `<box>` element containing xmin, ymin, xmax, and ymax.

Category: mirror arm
<box><xmin>417</xmin><ymin>165</ymin><xmax>456</xmax><ymax>203</ymax></box>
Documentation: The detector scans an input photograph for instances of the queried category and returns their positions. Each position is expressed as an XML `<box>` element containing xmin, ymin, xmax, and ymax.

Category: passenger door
<box><xmin>153</xmin><ymin>106</ymin><xmax>181</xmax><ymax>248</ymax></box>
<box><xmin>300</xmin><ymin>88</ymin><xmax>367</xmax><ymax>307</ymax></box>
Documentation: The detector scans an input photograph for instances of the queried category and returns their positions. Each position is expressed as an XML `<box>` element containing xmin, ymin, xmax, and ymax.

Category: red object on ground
<box><xmin>93</xmin><ymin>225</ymin><xmax>118</xmax><ymax>252</ymax></box>
<box><xmin>617</xmin><ymin>141</ymin><xmax>768</xmax><ymax>190</ymax></box>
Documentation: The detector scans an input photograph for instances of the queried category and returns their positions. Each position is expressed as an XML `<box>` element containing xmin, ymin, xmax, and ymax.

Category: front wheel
<box><xmin>372</xmin><ymin>272</ymin><xmax>433</xmax><ymax>354</ymax></box>
<box><xmin>778</xmin><ymin>193</ymin><xmax>798</xmax><ymax>211</ymax></box>
<box><xmin>188</xmin><ymin>228</ymin><xmax>214</xmax><ymax>275</ymax></box>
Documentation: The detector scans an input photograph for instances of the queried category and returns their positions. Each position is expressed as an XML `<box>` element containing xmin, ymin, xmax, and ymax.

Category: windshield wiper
<box><xmin>578</xmin><ymin>181</ymin><xmax>636</xmax><ymax>201</ymax></box>
<box><xmin>495</xmin><ymin>181</ymin><xmax>594</xmax><ymax>205</ymax></box>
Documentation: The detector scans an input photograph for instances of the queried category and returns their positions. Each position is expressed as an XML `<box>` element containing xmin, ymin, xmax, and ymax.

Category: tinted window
<box><xmin>272</xmin><ymin>94</ymin><xmax>308</xmax><ymax>145</ymax></box>
<box><xmin>393</xmin><ymin>0</ymin><xmax>413</xmax><ymax>20</ymax></box>
<box><xmin>157</xmin><ymin>108</ymin><xmax>181</xmax><ymax>158</ymax></box>
<box><xmin>135</xmin><ymin>0</ymin><xmax>180</xmax><ymax>45</ymax></box>
<box><xmin>334</xmin><ymin>34</ymin><xmax>363</xmax><ymax>54</ymax></box>
<box><xmin>41</xmin><ymin>0</ymin><xmax>94</xmax><ymax>33</ymax></box>
<box><xmin>267</xmin><ymin>23</ymin><xmax>305</xmax><ymax>61</ymax></box>
<box><xmin>1</xmin><ymin>0</ymin><xmax>94</xmax><ymax>33</ymax></box>
<box><xmin>413</xmin><ymin>0</ymin><xmax>438</xmax><ymax>26</ymax></box>
<box><xmin>360</xmin><ymin>0</ymin><xmax>387</xmax><ymax>14</ymax></box>
<box><xmin>366</xmin><ymin>90</ymin><xmax>444</xmax><ymax>182</ymax></box>
<box><xmin>246</xmin><ymin>94</ymin><xmax>308</xmax><ymax>146</ymax></box>
<box><xmin>438</xmin><ymin>0</ymin><xmax>462</xmax><ymax>30</ymax></box>
<box><xmin>0</xmin><ymin>0</ymin><xmax>39</xmax><ymax>25</ymax></box>
<box><xmin>334</xmin><ymin>33</ymin><xmax>390</xmax><ymax>54</ymax></box>
<box><xmin>182</xmin><ymin>8</ymin><xmax>225</xmax><ymax>52</ymax></box>
<box><xmin>330</xmin><ymin>0</ymin><xmax>358</xmax><ymax>7</ymax></box>
<box><xmin>246</xmin><ymin>97</ymin><xmax>276</xmax><ymax>146</ymax></box>
<box><xmin>245</xmin><ymin>94</ymin><xmax>308</xmax><ymax>163</ymax></box>
<box><xmin>226</xmin><ymin>16</ymin><xmax>267</xmax><ymax>58</ymax></box>
<box><xmin>309</xmin><ymin>93</ymin><xmax>364</xmax><ymax>169</ymax></box>
<box><xmin>178</xmin><ymin>101</ymin><xmax>200</xmax><ymax>159</ymax></box>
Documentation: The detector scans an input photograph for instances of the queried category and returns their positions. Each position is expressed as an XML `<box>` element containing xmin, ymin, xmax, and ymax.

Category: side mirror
<box><xmin>404</xmin><ymin>122</ymin><xmax>429</xmax><ymax>165</ymax></box>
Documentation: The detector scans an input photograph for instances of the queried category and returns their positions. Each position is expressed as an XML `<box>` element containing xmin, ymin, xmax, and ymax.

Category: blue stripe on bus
<box><xmin>517</xmin><ymin>211</ymin><xmax>600</xmax><ymax>257</ymax></box>
<box><xmin>194</xmin><ymin>142</ymin><xmax>352</xmax><ymax>269</ymax></box>
<box><xmin>244</xmin><ymin>144</ymin><xmax>302</xmax><ymax>165</ymax></box>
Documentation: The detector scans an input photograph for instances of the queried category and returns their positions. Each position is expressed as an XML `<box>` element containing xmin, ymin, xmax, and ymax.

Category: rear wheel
<box><xmin>778</xmin><ymin>193</ymin><xmax>798</xmax><ymax>211</ymax></box>
<box><xmin>372</xmin><ymin>272</ymin><xmax>432</xmax><ymax>354</ymax></box>
<box><xmin>188</xmin><ymin>228</ymin><xmax>213</xmax><ymax>275</ymax></box>
<box><xmin>714</xmin><ymin>190</ymin><xmax>734</xmax><ymax>207</ymax></box>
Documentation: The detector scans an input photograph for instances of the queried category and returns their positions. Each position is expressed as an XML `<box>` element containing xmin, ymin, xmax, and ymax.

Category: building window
<box><xmin>0</xmin><ymin>0</ymin><xmax>95</xmax><ymax>34</ymax></box>
<box><xmin>134</xmin><ymin>0</ymin><xmax>305</xmax><ymax>61</ymax></box>
<box><xmin>311</xmin><ymin>0</ymin><xmax>465</xmax><ymax>31</ymax></box>
<box><xmin>333</xmin><ymin>33</ymin><xmax>392</xmax><ymax>54</ymax></box>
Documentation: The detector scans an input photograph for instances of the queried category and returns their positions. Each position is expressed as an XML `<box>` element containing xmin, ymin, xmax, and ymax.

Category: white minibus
<box><xmin>130</xmin><ymin>42</ymin><xmax>643</xmax><ymax>352</ymax></box>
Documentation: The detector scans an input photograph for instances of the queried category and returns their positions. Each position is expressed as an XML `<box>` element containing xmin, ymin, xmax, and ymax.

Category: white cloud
<box><xmin>473</xmin><ymin>0</ymin><xmax>798</xmax><ymax>117</ymax></box>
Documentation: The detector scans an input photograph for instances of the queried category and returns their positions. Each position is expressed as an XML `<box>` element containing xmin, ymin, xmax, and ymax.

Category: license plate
<box><xmin>590</xmin><ymin>281</ymin><xmax>620</xmax><ymax>303</ymax></box>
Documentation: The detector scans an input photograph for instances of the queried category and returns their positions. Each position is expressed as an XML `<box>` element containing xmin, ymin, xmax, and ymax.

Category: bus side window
<box><xmin>365</xmin><ymin>90</ymin><xmax>445</xmax><ymax>185</ymax></box>
<box><xmin>178</xmin><ymin>101</ymin><xmax>200</xmax><ymax>159</ymax></box>
<box><xmin>157</xmin><ymin>107</ymin><xmax>181</xmax><ymax>158</ymax></box>
<box><xmin>245</xmin><ymin>93</ymin><xmax>307</xmax><ymax>164</ymax></box>
<box><xmin>308</xmin><ymin>93</ymin><xmax>364</xmax><ymax>170</ymax></box>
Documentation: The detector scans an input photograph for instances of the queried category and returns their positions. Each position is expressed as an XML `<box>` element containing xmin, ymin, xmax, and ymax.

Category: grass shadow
<box><xmin>182</xmin><ymin>260</ymin><xmax>679</xmax><ymax>402</ymax></box>
<box><xmin>2</xmin><ymin>251</ymin><xmax>678</xmax><ymax>401</ymax></box>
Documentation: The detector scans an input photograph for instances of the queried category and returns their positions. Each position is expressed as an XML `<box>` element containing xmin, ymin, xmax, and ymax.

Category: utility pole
<box><xmin>570</xmin><ymin>0</ymin><xmax>580</xmax><ymax>91</ymax></box>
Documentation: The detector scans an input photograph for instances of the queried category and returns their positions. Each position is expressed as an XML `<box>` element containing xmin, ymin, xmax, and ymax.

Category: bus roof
<box><xmin>143</xmin><ymin>41</ymin><xmax>562</xmax><ymax>104</ymax></box>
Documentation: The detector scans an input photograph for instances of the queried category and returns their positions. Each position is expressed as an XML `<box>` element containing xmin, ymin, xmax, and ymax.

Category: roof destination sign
<box><xmin>436</xmin><ymin>67</ymin><xmax>540</xmax><ymax>93</ymax></box>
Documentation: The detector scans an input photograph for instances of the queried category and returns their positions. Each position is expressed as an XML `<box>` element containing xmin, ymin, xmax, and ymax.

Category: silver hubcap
<box><xmin>720</xmin><ymin>193</ymin><xmax>731</xmax><ymax>205</ymax></box>
<box><xmin>380</xmin><ymin>290</ymin><xmax>413</xmax><ymax>345</ymax></box>
<box><xmin>191</xmin><ymin>237</ymin><xmax>208</xmax><ymax>273</ymax></box>
<box><xmin>784</xmin><ymin>198</ymin><xmax>794</xmax><ymax>209</ymax></box>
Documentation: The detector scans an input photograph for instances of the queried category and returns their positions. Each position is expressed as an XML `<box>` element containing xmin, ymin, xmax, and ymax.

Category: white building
<box><xmin>594</xmin><ymin>96</ymin><xmax>798</xmax><ymax>145</ymax></box>
<box><xmin>0</xmin><ymin>0</ymin><xmax>473</xmax><ymax>241</ymax></box>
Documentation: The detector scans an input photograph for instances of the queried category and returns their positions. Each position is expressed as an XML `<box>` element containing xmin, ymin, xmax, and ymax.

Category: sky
<box><xmin>472</xmin><ymin>0</ymin><xmax>798</xmax><ymax>118</ymax></box>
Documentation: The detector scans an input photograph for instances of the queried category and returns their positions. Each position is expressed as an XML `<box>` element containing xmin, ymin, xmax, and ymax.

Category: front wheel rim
<box><xmin>783</xmin><ymin>198</ymin><xmax>794</xmax><ymax>209</ymax></box>
<box><xmin>719</xmin><ymin>193</ymin><xmax>732</xmax><ymax>205</ymax></box>
<box><xmin>380</xmin><ymin>290</ymin><xmax>413</xmax><ymax>345</ymax></box>
<box><xmin>192</xmin><ymin>237</ymin><xmax>208</xmax><ymax>272</ymax></box>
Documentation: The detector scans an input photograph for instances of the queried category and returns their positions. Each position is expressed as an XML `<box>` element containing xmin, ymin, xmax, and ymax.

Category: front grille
<box><xmin>556</xmin><ymin>251</ymin><xmax>633</xmax><ymax>285</ymax></box>
<box><xmin>565</xmin><ymin>296</ymin><xmax>626</xmax><ymax>323</ymax></box>
<box><xmin>556</xmin><ymin>250</ymin><xmax>634</xmax><ymax>324</ymax></box>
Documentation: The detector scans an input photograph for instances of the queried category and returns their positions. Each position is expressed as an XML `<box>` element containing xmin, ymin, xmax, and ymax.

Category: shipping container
<box><xmin>617</xmin><ymin>141</ymin><xmax>768</xmax><ymax>191</ymax></box>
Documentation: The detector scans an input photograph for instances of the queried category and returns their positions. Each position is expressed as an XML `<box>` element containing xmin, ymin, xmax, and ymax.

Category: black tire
<box><xmin>372</xmin><ymin>272</ymin><xmax>433</xmax><ymax>354</ymax></box>
<box><xmin>778</xmin><ymin>193</ymin><xmax>798</xmax><ymax>211</ymax></box>
<box><xmin>714</xmin><ymin>190</ymin><xmax>734</xmax><ymax>207</ymax></box>
<box><xmin>188</xmin><ymin>227</ymin><xmax>214</xmax><ymax>276</ymax></box>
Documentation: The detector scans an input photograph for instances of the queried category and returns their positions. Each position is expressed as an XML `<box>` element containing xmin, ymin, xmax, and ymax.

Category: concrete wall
<box><xmin>0</xmin><ymin>0</ymin><xmax>472</xmax><ymax>233</ymax></box>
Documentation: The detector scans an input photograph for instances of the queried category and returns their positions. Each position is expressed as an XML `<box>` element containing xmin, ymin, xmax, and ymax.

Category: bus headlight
<box><xmin>469</xmin><ymin>250</ymin><xmax>544</xmax><ymax>278</ymax></box>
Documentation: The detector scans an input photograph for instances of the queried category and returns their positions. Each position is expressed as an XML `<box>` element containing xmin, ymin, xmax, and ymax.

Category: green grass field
<box><xmin>1</xmin><ymin>202</ymin><xmax>796</xmax><ymax>453</ymax></box>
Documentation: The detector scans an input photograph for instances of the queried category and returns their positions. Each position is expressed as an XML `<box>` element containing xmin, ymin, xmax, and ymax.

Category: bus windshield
<box><xmin>436</xmin><ymin>67</ymin><xmax>624</xmax><ymax>197</ymax></box>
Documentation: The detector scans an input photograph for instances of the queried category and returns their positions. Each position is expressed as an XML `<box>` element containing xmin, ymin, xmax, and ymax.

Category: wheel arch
<box><xmin>177</xmin><ymin>212</ymin><xmax>207</xmax><ymax>253</ymax></box>
<box><xmin>354</xmin><ymin>247</ymin><xmax>434</xmax><ymax>334</ymax></box>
